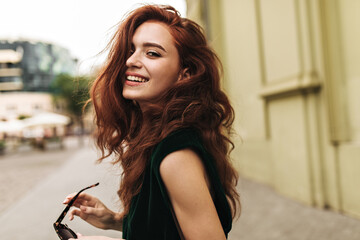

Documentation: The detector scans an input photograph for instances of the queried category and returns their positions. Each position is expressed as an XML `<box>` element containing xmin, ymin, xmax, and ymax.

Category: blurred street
<box><xmin>230</xmin><ymin>179</ymin><xmax>360</xmax><ymax>240</ymax></box>
<box><xmin>1</xmin><ymin>136</ymin><xmax>360</xmax><ymax>240</ymax></box>
<box><xmin>0</xmin><ymin>136</ymin><xmax>122</xmax><ymax>239</ymax></box>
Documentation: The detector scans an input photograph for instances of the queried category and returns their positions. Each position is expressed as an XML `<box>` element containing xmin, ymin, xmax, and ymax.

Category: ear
<box><xmin>177</xmin><ymin>68</ymin><xmax>190</xmax><ymax>81</ymax></box>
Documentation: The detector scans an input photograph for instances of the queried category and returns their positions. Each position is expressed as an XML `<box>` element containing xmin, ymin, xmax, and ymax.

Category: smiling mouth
<box><xmin>126</xmin><ymin>75</ymin><xmax>149</xmax><ymax>83</ymax></box>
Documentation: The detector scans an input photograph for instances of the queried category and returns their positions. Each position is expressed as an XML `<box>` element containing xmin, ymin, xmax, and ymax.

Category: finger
<box><xmin>74</xmin><ymin>197</ymin><xmax>99</xmax><ymax>208</ymax></box>
<box><xmin>63</xmin><ymin>193</ymin><xmax>76</xmax><ymax>204</ymax></box>
<box><xmin>68</xmin><ymin>234</ymin><xmax>83</xmax><ymax>240</ymax></box>
<box><xmin>79</xmin><ymin>205</ymin><xmax>103</xmax><ymax>218</ymax></box>
<box><xmin>63</xmin><ymin>193</ymin><xmax>93</xmax><ymax>205</ymax></box>
<box><xmin>63</xmin><ymin>192</ymin><xmax>83</xmax><ymax>204</ymax></box>
<box><xmin>73</xmin><ymin>199</ymin><xmax>89</xmax><ymax>208</ymax></box>
<box><xmin>70</xmin><ymin>206</ymin><xmax>99</xmax><ymax>222</ymax></box>
<box><xmin>75</xmin><ymin>193</ymin><xmax>95</xmax><ymax>201</ymax></box>
<box><xmin>69</xmin><ymin>209</ymin><xmax>83</xmax><ymax>221</ymax></box>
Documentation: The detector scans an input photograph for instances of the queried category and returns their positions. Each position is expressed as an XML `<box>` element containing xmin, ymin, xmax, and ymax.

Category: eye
<box><xmin>147</xmin><ymin>50</ymin><xmax>161</xmax><ymax>57</ymax></box>
<box><xmin>129</xmin><ymin>44</ymin><xmax>135</xmax><ymax>55</ymax></box>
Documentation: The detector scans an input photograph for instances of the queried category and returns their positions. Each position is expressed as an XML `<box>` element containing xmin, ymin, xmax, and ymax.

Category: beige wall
<box><xmin>335</xmin><ymin>0</ymin><xmax>360</xmax><ymax>218</ymax></box>
<box><xmin>0</xmin><ymin>92</ymin><xmax>53</xmax><ymax>120</ymax></box>
<box><xmin>186</xmin><ymin>0</ymin><xmax>360</xmax><ymax>218</ymax></box>
<box><xmin>340</xmin><ymin>0</ymin><xmax>360</xmax><ymax>141</ymax></box>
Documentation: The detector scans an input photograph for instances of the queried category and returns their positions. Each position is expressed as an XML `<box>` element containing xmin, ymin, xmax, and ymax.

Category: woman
<box><xmin>64</xmin><ymin>4</ymin><xmax>240</xmax><ymax>240</ymax></box>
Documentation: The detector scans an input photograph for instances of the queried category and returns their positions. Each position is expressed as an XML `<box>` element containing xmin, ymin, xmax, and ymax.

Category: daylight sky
<box><xmin>0</xmin><ymin>0</ymin><xmax>186</xmax><ymax>74</ymax></box>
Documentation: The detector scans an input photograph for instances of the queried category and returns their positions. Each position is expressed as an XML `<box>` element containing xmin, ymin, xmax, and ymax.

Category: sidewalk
<box><xmin>229</xmin><ymin>179</ymin><xmax>360</xmax><ymax>240</ymax></box>
<box><xmin>1</xmin><ymin>139</ymin><xmax>360</xmax><ymax>239</ymax></box>
<box><xmin>0</xmin><ymin>140</ymin><xmax>122</xmax><ymax>240</ymax></box>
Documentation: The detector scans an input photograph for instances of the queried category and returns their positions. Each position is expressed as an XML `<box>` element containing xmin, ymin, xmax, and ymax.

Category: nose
<box><xmin>126</xmin><ymin>51</ymin><xmax>142</xmax><ymax>68</ymax></box>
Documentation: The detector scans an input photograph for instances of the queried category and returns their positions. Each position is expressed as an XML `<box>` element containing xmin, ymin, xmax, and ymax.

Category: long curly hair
<box><xmin>90</xmin><ymin>4</ymin><xmax>240</xmax><ymax>219</ymax></box>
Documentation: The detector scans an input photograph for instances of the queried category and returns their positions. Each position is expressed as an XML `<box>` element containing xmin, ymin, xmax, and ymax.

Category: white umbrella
<box><xmin>23</xmin><ymin>112</ymin><xmax>71</xmax><ymax>128</ymax></box>
<box><xmin>0</xmin><ymin>119</ymin><xmax>25</xmax><ymax>134</ymax></box>
<box><xmin>0</xmin><ymin>121</ymin><xmax>7</xmax><ymax>133</ymax></box>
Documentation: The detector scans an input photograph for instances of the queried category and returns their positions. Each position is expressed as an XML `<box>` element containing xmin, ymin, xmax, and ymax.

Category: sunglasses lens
<box><xmin>57</xmin><ymin>227</ymin><xmax>77</xmax><ymax>240</ymax></box>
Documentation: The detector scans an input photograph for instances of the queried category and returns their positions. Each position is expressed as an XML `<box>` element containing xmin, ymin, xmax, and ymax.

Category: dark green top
<box><xmin>122</xmin><ymin>128</ymin><xmax>232</xmax><ymax>240</ymax></box>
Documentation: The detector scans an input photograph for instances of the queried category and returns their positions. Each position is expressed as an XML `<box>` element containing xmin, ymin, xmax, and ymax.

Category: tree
<box><xmin>50</xmin><ymin>73</ymin><xmax>92</xmax><ymax>144</ymax></box>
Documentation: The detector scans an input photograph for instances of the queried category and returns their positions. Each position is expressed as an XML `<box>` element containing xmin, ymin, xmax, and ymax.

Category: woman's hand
<box><xmin>63</xmin><ymin>193</ymin><xmax>123</xmax><ymax>231</ymax></box>
<box><xmin>69</xmin><ymin>233</ymin><xmax>125</xmax><ymax>240</ymax></box>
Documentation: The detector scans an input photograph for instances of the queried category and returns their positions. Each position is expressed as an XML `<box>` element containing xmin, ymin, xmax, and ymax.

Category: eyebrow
<box><xmin>142</xmin><ymin>42</ymin><xmax>167</xmax><ymax>52</ymax></box>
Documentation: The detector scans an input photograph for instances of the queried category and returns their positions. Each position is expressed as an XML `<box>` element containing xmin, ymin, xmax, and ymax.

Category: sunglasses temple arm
<box><xmin>55</xmin><ymin>183</ymin><xmax>99</xmax><ymax>224</ymax></box>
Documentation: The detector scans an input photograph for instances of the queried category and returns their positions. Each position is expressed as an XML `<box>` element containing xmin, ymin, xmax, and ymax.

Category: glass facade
<box><xmin>0</xmin><ymin>39</ymin><xmax>77</xmax><ymax>92</ymax></box>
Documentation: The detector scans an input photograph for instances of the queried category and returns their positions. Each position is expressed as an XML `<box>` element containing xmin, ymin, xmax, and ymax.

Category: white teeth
<box><xmin>127</xmin><ymin>75</ymin><xmax>148</xmax><ymax>82</ymax></box>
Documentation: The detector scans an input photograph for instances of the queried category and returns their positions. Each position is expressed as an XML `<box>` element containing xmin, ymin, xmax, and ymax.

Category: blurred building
<box><xmin>0</xmin><ymin>49</ymin><xmax>23</xmax><ymax>91</ymax></box>
<box><xmin>186</xmin><ymin>0</ymin><xmax>360</xmax><ymax>219</ymax></box>
<box><xmin>0</xmin><ymin>39</ymin><xmax>77</xmax><ymax>92</ymax></box>
<box><xmin>0</xmin><ymin>39</ymin><xmax>77</xmax><ymax>121</ymax></box>
<box><xmin>0</xmin><ymin>92</ymin><xmax>54</xmax><ymax>121</ymax></box>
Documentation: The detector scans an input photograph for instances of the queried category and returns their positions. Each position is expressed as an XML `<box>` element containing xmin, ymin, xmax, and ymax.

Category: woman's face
<box><xmin>123</xmin><ymin>20</ymin><xmax>182</xmax><ymax>108</ymax></box>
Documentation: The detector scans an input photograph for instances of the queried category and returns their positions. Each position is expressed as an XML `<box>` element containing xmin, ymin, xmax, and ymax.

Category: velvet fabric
<box><xmin>122</xmin><ymin>128</ymin><xmax>232</xmax><ymax>240</ymax></box>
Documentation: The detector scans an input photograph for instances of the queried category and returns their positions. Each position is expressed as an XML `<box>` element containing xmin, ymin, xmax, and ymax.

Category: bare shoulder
<box><xmin>159</xmin><ymin>148</ymin><xmax>210</xmax><ymax>203</ymax></box>
<box><xmin>159</xmin><ymin>148</ymin><xmax>206</xmax><ymax>180</ymax></box>
<box><xmin>159</xmin><ymin>149</ymin><xmax>226</xmax><ymax>239</ymax></box>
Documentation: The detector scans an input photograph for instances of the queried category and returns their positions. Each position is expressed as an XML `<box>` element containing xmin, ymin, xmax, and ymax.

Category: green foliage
<box><xmin>50</xmin><ymin>73</ymin><xmax>92</xmax><ymax>118</ymax></box>
<box><xmin>18</xmin><ymin>114</ymin><xmax>31</xmax><ymax>120</ymax></box>
<box><xmin>0</xmin><ymin>140</ymin><xmax>5</xmax><ymax>149</ymax></box>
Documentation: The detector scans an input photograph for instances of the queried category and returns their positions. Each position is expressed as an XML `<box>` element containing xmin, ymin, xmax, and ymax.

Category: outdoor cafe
<box><xmin>0</xmin><ymin>111</ymin><xmax>70</xmax><ymax>154</ymax></box>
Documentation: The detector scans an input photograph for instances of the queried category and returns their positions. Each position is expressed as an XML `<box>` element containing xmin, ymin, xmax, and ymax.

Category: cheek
<box><xmin>158</xmin><ymin>73</ymin><xmax>178</xmax><ymax>90</ymax></box>
<box><xmin>156</xmin><ymin>63</ymin><xmax>180</xmax><ymax>85</ymax></box>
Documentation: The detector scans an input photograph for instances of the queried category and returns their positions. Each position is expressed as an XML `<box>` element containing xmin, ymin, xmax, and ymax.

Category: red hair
<box><xmin>90</xmin><ymin>5</ymin><xmax>240</xmax><ymax>218</ymax></box>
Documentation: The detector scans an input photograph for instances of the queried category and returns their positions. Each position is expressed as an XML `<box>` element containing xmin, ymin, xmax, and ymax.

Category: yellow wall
<box><xmin>186</xmin><ymin>0</ymin><xmax>360</xmax><ymax>218</ymax></box>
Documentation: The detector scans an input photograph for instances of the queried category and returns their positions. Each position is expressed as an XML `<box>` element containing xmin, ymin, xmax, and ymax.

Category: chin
<box><xmin>122</xmin><ymin>91</ymin><xmax>137</xmax><ymax>100</ymax></box>
<box><xmin>123</xmin><ymin>94</ymin><xmax>143</xmax><ymax>103</ymax></box>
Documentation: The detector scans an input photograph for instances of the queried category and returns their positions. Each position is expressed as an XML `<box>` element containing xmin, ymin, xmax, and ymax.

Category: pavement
<box><xmin>1</xmin><ymin>137</ymin><xmax>360</xmax><ymax>240</ymax></box>
<box><xmin>229</xmin><ymin>179</ymin><xmax>360</xmax><ymax>240</ymax></box>
<box><xmin>0</xmin><ymin>137</ymin><xmax>122</xmax><ymax>240</ymax></box>
<box><xmin>0</xmin><ymin>138</ymin><xmax>86</xmax><ymax>214</ymax></box>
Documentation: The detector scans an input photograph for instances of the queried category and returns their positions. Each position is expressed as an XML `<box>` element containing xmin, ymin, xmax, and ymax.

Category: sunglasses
<box><xmin>54</xmin><ymin>182</ymin><xmax>99</xmax><ymax>240</ymax></box>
